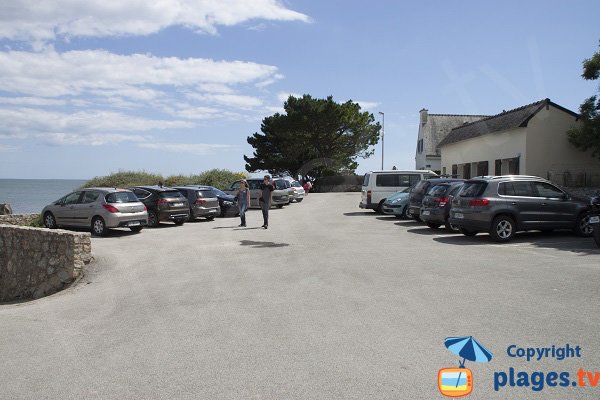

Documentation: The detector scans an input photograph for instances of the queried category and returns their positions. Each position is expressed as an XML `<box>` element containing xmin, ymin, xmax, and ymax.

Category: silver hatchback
<box><xmin>42</xmin><ymin>188</ymin><xmax>148</xmax><ymax>236</ymax></box>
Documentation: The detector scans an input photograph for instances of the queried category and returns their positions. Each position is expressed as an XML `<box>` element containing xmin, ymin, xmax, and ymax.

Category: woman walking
<box><xmin>237</xmin><ymin>180</ymin><xmax>250</xmax><ymax>227</ymax></box>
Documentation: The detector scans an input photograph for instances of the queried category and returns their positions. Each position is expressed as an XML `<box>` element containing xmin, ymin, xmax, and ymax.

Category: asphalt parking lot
<box><xmin>1</xmin><ymin>193</ymin><xmax>600</xmax><ymax>399</ymax></box>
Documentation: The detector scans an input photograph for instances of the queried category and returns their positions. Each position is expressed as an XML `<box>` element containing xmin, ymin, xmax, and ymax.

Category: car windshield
<box><xmin>274</xmin><ymin>180</ymin><xmax>287</xmax><ymax>190</ymax></box>
<box><xmin>427</xmin><ymin>185</ymin><xmax>449</xmax><ymax>197</ymax></box>
<box><xmin>459</xmin><ymin>182</ymin><xmax>488</xmax><ymax>197</ymax></box>
<box><xmin>211</xmin><ymin>188</ymin><xmax>228</xmax><ymax>197</ymax></box>
<box><xmin>105</xmin><ymin>191</ymin><xmax>139</xmax><ymax>203</ymax></box>
<box><xmin>291</xmin><ymin>181</ymin><xmax>302</xmax><ymax>187</ymax></box>
<box><xmin>196</xmin><ymin>190</ymin><xmax>214</xmax><ymax>198</ymax></box>
<box><xmin>159</xmin><ymin>190</ymin><xmax>185</xmax><ymax>199</ymax></box>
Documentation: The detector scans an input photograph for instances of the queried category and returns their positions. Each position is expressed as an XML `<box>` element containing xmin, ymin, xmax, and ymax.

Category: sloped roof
<box><xmin>438</xmin><ymin>99</ymin><xmax>579</xmax><ymax>147</ymax></box>
<box><xmin>425</xmin><ymin>114</ymin><xmax>489</xmax><ymax>156</ymax></box>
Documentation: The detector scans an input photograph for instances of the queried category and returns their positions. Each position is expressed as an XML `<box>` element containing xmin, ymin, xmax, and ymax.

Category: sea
<box><xmin>0</xmin><ymin>179</ymin><xmax>88</xmax><ymax>214</ymax></box>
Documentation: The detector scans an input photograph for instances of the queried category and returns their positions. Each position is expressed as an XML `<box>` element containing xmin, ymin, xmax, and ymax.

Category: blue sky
<box><xmin>0</xmin><ymin>0</ymin><xmax>598</xmax><ymax>179</ymax></box>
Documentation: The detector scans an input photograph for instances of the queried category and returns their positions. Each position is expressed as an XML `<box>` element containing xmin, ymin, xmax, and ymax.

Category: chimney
<box><xmin>420</xmin><ymin>108</ymin><xmax>428</xmax><ymax>125</ymax></box>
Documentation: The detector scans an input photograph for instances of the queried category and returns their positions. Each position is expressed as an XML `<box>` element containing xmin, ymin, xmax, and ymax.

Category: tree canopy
<box><xmin>567</xmin><ymin>42</ymin><xmax>600</xmax><ymax>159</ymax></box>
<box><xmin>244</xmin><ymin>95</ymin><xmax>381</xmax><ymax>179</ymax></box>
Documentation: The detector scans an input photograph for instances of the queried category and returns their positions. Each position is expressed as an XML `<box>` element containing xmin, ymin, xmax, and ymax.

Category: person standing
<box><xmin>237</xmin><ymin>180</ymin><xmax>250</xmax><ymax>227</ymax></box>
<box><xmin>259</xmin><ymin>175</ymin><xmax>274</xmax><ymax>229</ymax></box>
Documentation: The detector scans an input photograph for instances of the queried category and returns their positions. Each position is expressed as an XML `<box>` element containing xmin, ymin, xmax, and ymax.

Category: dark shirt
<box><xmin>259</xmin><ymin>183</ymin><xmax>274</xmax><ymax>203</ymax></box>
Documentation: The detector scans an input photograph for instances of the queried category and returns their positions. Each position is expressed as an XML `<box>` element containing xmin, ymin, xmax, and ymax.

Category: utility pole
<box><xmin>378</xmin><ymin>111</ymin><xmax>385</xmax><ymax>169</ymax></box>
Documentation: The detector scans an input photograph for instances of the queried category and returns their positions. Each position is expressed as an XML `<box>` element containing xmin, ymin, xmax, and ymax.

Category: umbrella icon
<box><xmin>444</xmin><ymin>336</ymin><xmax>493</xmax><ymax>388</ymax></box>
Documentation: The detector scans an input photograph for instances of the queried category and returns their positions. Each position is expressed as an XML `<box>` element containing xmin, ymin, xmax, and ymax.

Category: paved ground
<box><xmin>1</xmin><ymin>193</ymin><xmax>600</xmax><ymax>399</ymax></box>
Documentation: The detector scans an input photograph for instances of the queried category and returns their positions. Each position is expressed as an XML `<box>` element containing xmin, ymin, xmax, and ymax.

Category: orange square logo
<box><xmin>438</xmin><ymin>368</ymin><xmax>473</xmax><ymax>397</ymax></box>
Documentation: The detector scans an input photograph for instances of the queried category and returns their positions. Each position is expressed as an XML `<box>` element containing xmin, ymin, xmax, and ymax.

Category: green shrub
<box><xmin>81</xmin><ymin>170</ymin><xmax>164</xmax><ymax>189</ymax></box>
<box><xmin>28</xmin><ymin>214</ymin><xmax>44</xmax><ymax>227</ymax></box>
<box><xmin>81</xmin><ymin>169</ymin><xmax>247</xmax><ymax>190</ymax></box>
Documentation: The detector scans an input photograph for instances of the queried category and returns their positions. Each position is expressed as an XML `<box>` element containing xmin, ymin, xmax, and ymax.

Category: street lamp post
<box><xmin>378</xmin><ymin>111</ymin><xmax>385</xmax><ymax>170</ymax></box>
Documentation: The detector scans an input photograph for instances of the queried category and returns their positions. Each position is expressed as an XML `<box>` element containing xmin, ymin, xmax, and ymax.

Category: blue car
<box><xmin>381</xmin><ymin>188</ymin><xmax>410</xmax><ymax>218</ymax></box>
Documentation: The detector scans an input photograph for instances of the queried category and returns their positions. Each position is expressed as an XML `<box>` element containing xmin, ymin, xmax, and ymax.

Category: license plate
<box><xmin>421</xmin><ymin>210</ymin><xmax>430</xmax><ymax>216</ymax></box>
<box><xmin>589</xmin><ymin>216</ymin><xmax>600</xmax><ymax>223</ymax></box>
<box><xmin>127</xmin><ymin>221</ymin><xmax>140</xmax><ymax>226</ymax></box>
<box><xmin>454</xmin><ymin>213</ymin><xmax>464</xmax><ymax>219</ymax></box>
<box><xmin>173</xmin><ymin>202</ymin><xmax>184</xmax><ymax>207</ymax></box>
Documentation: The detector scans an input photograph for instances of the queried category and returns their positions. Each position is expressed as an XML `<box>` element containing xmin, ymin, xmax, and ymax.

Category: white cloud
<box><xmin>38</xmin><ymin>132</ymin><xmax>148</xmax><ymax>146</ymax></box>
<box><xmin>0</xmin><ymin>107</ymin><xmax>192</xmax><ymax>139</ymax></box>
<box><xmin>138</xmin><ymin>142</ymin><xmax>238</xmax><ymax>155</ymax></box>
<box><xmin>0</xmin><ymin>50</ymin><xmax>280</xmax><ymax>98</ymax></box>
<box><xmin>0</xmin><ymin>0</ymin><xmax>310</xmax><ymax>44</ymax></box>
<box><xmin>277</xmin><ymin>92</ymin><xmax>303</xmax><ymax>103</ymax></box>
<box><xmin>0</xmin><ymin>97</ymin><xmax>66</xmax><ymax>106</ymax></box>
<box><xmin>356</xmin><ymin>101</ymin><xmax>380</xmax><ymax>110</ymax></box>
<box><xmin>0</xmin><ymin>144</ymin><xmax>18</xmax><ymax>152</ymax></box>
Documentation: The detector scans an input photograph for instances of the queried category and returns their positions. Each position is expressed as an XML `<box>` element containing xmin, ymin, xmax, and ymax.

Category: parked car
<box><xmin>360</xmin><ymin>170</ymin><xmax>437</xmax><ymax>212</ymax></box>
<box><xmin>224</xmin><ymin>179</ymin><xmax>289</xmax><ymax>208</ymax></box>
<box><xmin>448</xmin><ymin>175</ymin><xmax>593</xmax><ymax>242</ymax></box>
<box><xmin>420</xmin><ymin>181</ymin><xmax>465</xmax><ymax>231</ymax></box>
<box><xmin>174</xmin><ymin>186</ymin><xmax>221</xmax><ymax>221</ymax></box>
<box><xmin>42</xmin><ymin>188</ymin><xmax>148</xmax><ymax>236</ymax></box>
<box><xmin>407</xmin><ymin>178</ymin><xmax>464</xmax><ymax>221</ymax></box>
<box><xmin>281</xmin><ymin>177</ymin><xmax>305</xmax><ymax>202</ymax></box>
<box><xmin>129</xmin><ymin>186</ymin><xmax>190</xmax><ymax>227</ymax></box>
<box><xmin>273</xmin><ymin>178</ymin><xmax>293</xmax><ymax>205</ymax></box>
<box><xmin>590</xmin><ymin>195</ymin><xmax>600</xmax><ymax>248</ymax></box>
<box><xmin>208</xmin><ymin>187</ymin><xmax>239</xmax><ymax>217</ymax></box>
<box><xmin>381</xmin><ymin>188</ymin><xmax>411</xmax><ymax>218</ymax></box>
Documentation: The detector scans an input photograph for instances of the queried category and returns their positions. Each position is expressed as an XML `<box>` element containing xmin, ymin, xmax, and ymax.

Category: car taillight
<box><xmin>157</xmin><ymin>198</ymin><xmax>168</xmax><ymax>206</ymax></box>
<box><xmin>469</xmin><ymin>198</ymin><xmax>490</xmax><ymax>207</ymax></box>
<box><xmin>435</xmin><ymin>197</ymin><xmax>449</xmax><ymax>207</ymax></box>
<box><xmin>102</xmin><ymin>204</ymin><xmax>119</xmax><ymax>213</ymax></box>
<box><xmin>367</xmin><ymin>190</ymin><xmax>372</xmax><ymax>204</ymax></box>
<box><xmin>194</xmin><ymin>199</ymin><xmax>207</xmax><ymax>204</ymax></box>
<box><xmin>143</xmin><ymin>205</ymin><xmax>147</xmax><ymax>211</ymax></box>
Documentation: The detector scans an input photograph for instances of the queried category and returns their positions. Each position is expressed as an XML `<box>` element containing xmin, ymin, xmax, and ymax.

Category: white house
<box><xmin>438</xmin><ymin>98</ymin><xmax>600</xmax><ymax>186</ymax></box>
<box><xmin>415</xmin><ymin>109</ymin><xmax>488</xmax><ymax>173</ymax></box>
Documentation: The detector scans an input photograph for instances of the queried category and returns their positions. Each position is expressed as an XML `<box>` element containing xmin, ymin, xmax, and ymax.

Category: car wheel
<box><xmin>490</xmin><ymin>215</ymin><xmax>516</xmax><ymax>242</ymax></box>
<box><xmin>147</xmin><ymin>210</ymin><xmax>159</xmax><ymax>227</ymax></box>
<box><xmin>130</xmin><ymin>226</ymin><xmax>143</xmax><ymax>233</ymax></box>
<box><xmin>376</xmin><ymin>200</ymin><xmax>385</xmax><ymax>214</ymax></box>
<box><xmin>574</xmin><ymin>213</ymin><xmax>593</xmax><ymax>237</ymax></box>
<box><xmin>459</xmin><ymin>228</ymin><xmax>477</xmax><ymax>237</ymax></box>
<box><xmin>401</xmin><ymin>206</ymin><xmax>409</xmax><ymax>219</ymax></box>
<box><xmin>174</xmin><ymin>219</ymin><xmax>185</xmax><ymax>226</ymax></box>
<box><xmin>426</xmin><ymin>222</ymin><xmax>441</xmax><ymax>229</ymax></box>
<box><xmin>91</xmin><ymin>217</ymin><xmax>107</xmax><ymax>236</ymax></box>
<box><xmin>297</xmin><ymin>198</ymin><xmax>303</xmax><ymax>202</ymax></box>
<box><xmin>277</xmin><ymin>204</ymin><xmax>284</xmax><ymax>209</ymax></box>
<box><xmin>43</xmin><ymin>212</ymin><xmax>57</xmax><ymax>229</ymax></box>
<box><xmin>206</xmin><ymin>216</ymin><xmax>215</xmax><ymax>221</ymax></box>
<box><xmin>445</xmin><ymin>219</ymin><xmax>460</xmax><ymax>233</ymax></box>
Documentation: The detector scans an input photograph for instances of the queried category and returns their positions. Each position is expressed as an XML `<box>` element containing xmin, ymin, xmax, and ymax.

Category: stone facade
<box><xmin>0</xmin><ymin>213</ymin><xmax>40</xmax><ymax>226</ymax></box>
<box><xmin>0</xmin><ymin>225</ymin><xmax>93</xmax><ymax>302</ymax></box>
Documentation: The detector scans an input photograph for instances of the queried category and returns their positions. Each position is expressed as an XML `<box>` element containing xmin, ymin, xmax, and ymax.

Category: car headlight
<box><xmin>223</xmin><ymin>201</ymin><xmax>233</xmax><ymax>206</ymax></box>
<box><xmin>391</xmin><ymin>199</ymin><xmax>401</xmax><ymax>204</ymax></box>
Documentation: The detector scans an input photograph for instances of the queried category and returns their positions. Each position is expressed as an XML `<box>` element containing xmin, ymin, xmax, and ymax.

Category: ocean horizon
<box><xmin>0</xmin><ymin>178</ymin><xmax>88</xmax><ymax>214</ymax></box>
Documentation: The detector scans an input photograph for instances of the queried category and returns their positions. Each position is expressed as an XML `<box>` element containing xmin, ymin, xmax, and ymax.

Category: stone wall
<box><xmin>0</xmin><ymin>225</ymin><xmax>93</xmax><ymax>302</ymax></box>
<box><xmin>0</xmin><ymin>213</ymin><xmax>40</xmax><ymax>226</ymax></box>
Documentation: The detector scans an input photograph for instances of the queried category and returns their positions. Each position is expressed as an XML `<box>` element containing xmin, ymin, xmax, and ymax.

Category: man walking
<box><xmin>259</xmin><ymin>175</ymin><xmax>274</xmax><ymax>229</ymax></box>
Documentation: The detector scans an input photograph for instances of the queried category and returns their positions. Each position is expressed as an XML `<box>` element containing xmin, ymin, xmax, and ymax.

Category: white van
<box><xmin>359</xmin><ymin>170</ymin><xmax>437</xmax><ymax>212</ymax></box>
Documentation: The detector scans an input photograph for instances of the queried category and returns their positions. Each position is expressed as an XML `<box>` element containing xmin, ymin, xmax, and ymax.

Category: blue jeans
<box><xmin>239</xmin><ymin>205</ymin><xmax>247</xmax><ymax>226</ymax></box>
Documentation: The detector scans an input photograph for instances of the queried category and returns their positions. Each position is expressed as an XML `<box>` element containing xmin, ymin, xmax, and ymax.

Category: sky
<box><xmin>0</xmin><ymin>0</ymin><xmax>599</xmax><ymax>179</ymax></box>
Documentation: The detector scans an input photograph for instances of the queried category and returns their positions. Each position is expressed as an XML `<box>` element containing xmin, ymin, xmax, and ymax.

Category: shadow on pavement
<box><xmin>407</xmin><ymin>227</ymin><xmax>456</xmax><ymax>236</ymax></box>
<box><xmin>240</xmin><ymin>240</ymin><xmax>289</xmax><ymax>248</ymax></box>
<box><xmin>395</xmin><ymin>221</ymin><xmax>423</xmax><ymax>227</ymax></box>
<box><xmin>376</xmin><ymin>216</ymin><xmax>400</xmax><ymax>221</ymax></box>
<box><xmin>343</xmin><ymin>211</ymin><xmax>377</xmax><ymax>217</ymax></box>
<box><xmin>233</xmin><ymin>227</ymin><xmax>263</xmax><ymax>231</ymax></box>
<box><xmin>432</xmin><ymin>231</ymin><xmax>600</xmax><ymax>255</ymax></box>
<box><xmin>212</xmin><ymin>226</ymin><xmax>240</xmax><ymax>229</ymax></box>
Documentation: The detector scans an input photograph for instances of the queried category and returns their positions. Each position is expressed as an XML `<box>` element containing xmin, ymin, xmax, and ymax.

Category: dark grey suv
<box><xmin>448</xmin><ymin>176</ymin><xmax>593</xmax><ymax>242</ymax></box>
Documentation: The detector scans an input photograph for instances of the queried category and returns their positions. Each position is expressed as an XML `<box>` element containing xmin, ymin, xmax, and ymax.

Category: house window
<box><xmin>477</xmin><ymin>161</ymin><xmax>488</xmax><ymax>176</ymax></box>
<box><xmin>417</xmin><ymin>139</ymin><xmax>424</xmax><ymax>153</ymax></box>
<box><xmin>452</xmin><ymin>164</ymin><xmax>458</xmax><ymax>177</ymax></box>
<box><xmin>462</xmin><ymin>164</ymin><xmax>471</xmax><ymax>179</ymax></box>
<box><xmin>495</xmin><ymin>159</ymin><xmax>502</xmax><ymax>175</ymax></box>
<box><xmin>508</xmin><ymin>157</ymin><xmax>520</xmax><ymax>175</ymax></box>
<box><xmin>442</xmin><ymin>167</ymin><xmax>446</xmax><ymax>175</ymax></box>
